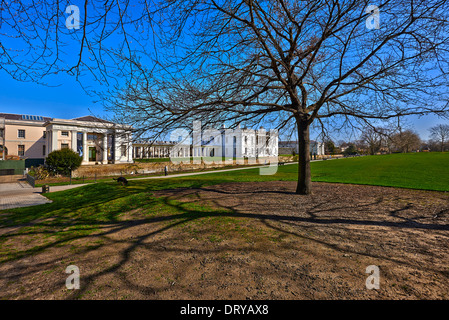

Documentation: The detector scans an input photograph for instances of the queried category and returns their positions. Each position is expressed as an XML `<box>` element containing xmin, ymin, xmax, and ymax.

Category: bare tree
<box><xmin>390</xmin><ymin>129</ymin><xmax>422</xmax><ymax>153</ymax></box>
<box><xmin>429</xmin><ymin>124</ymin><xmax>449</xmax><ymax>152</ymax></box>
<box><xmin>108</xmin><ymin>0</ymin><xmax>449</xmax><ymax>194</ymax></box>
<box><xmin>359</xmin><ymin>127</ymin><xmax>387</xmax><ymax>155</ymax></box>
<box><xmin>2</xmin><ymin>1</ymin><xmax>449</xmax><ymax>194</ymax></box>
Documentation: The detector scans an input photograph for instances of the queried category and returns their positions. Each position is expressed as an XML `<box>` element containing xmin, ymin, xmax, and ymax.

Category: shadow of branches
<box><xmin>1</xmin><ymin>180</ymin><xmax>448</xmax><ymax>299</ymax></box>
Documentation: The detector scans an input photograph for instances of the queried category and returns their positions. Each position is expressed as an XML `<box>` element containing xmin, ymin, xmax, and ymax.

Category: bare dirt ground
<box><xmin>1</xmin><ymin>181</ymin><xmax>449</xmax><ymax>300</ymax></box>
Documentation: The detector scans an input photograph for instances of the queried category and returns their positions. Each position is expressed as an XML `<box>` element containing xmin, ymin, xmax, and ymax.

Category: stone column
<box><xmin>43</xmin><ymin>130</ymin><xmax>49</xmax><ymax>157</ymax></box>
<box><xmin>82</xmin><ymin>132</ymin><xmax>88</xmax><ymax>163</ymax></box>
<box><xmin>71</xmin><ymin>130</ymin><xmax>78</xmax><ymax>153</ymax></box>
<box><xmin>127</xmin><ymin>135</ymin><xmax>132</xmax><ymax>163</ymax></box>
<box><xmin>102</xmin><ymin>134</ymin><xmax>108</xmax><ymax>164</ymax></box>
<box><xmin>51</xmin><ymin>129</ymin><xmax>58</xmax><ymax>152</ymax></box>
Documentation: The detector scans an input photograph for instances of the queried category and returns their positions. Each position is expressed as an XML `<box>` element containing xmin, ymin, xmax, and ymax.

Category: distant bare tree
<box><xmin>429</xmin><ymin>124</ymin><xmax>449</xmax><ymax>152</ymax></box>
<box><xmin>359</xmin><ymin>127</ymin><xmax>389</xmax><ymax>155</ymax></box>
<box><xmin>390</xmin><ymin>130</ymin><xmax>422</xmax><ymax>153</ymax></box>
<box><xmin>2</xmin><ymin>1</ymin><xmax>449</xmax><ymax>194</ymax></box>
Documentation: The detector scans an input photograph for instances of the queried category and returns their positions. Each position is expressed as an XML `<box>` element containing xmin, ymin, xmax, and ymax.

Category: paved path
<box><xmin>0</xmin><ymin>162</ymin><xmax>302</xmax><ymax>210</ymax></box>
<box><xmin>0</xmin><ymin>180</ymin><xmax>32</xmax><ymax>192</ymax></box>
<box><xmin>0</xmin><ymin>182</ymin><xmax>92</xmax><ymax>210</ymax></box>
<box><xmin>0</xmin><ymin>179</ymin><xmax>50</xmax><ymax>210</ymax></box>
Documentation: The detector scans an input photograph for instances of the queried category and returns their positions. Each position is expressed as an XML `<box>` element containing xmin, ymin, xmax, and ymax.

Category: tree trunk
<box><xmin>296</xmin><ymin>116</ymin><xmax>312</xmax><ymax>195</ymax></box>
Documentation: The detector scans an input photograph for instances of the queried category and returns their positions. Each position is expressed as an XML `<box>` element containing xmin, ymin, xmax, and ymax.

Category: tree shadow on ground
<box><xmin>1</xmin><ymin>180</ymin><xmax>448</xmax><ymax>299</ymax></box>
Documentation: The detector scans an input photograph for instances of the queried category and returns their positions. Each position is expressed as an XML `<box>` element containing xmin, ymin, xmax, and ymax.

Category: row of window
<box><xmin>16</xmin><ymin>144</ymin><xmax>126</xmax><ymax>157</ymax></box>
<box><xmin>16</xmin><ymin>144</ymin><xmax>70</xmax><ymax>156</ymax></box>
<box><xmin>16</xmin><ymin>130</ymin><xmax>71</xmax><ymax>139</ymax></box>
<box><xmin>15</xmin><ymin>130</ymin><xmax>117</xmax><ymax>144</ymax></box>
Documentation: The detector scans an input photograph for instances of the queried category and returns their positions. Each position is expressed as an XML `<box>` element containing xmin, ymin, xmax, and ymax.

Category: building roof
<box><xmin>71</xmin><ymin>116</ymin><xmax>113</xmax><ymax>123</ymax></box>
<box><xmin>0</xmin><ymin>113</ymin><xmax>52</xmax><ymax>122</ymax></box>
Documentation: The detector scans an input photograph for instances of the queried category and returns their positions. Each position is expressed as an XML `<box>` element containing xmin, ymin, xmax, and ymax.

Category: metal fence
<box><xmin>25</xmin><ymin>173</ymin><xmax>35</xmax><ymax>188</ymax></box>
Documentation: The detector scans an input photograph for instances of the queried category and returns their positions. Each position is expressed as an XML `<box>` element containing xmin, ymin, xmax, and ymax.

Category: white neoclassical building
<box><xmin>278</xmin><ymin>140</ymin><xmax>325</xmax><ymax>156</ymax></box>
<box><xmin>44</xmin><ymin>116</ymin><xmax>133</xmax><ymax>165</ymax></box>
<box><xmin>133</xmin><ymin>140</ymin><xmax>189</xmax><ymax>159</ymax></box>
<box><xmin>131</xmin><ymin>124</ymin><xmax>279</xmax><ymax>161</ymax></box>
<box><xmin>193</xmin><ymin>124</ymin><xmax>278</xmax><ymax>159</ymax></box>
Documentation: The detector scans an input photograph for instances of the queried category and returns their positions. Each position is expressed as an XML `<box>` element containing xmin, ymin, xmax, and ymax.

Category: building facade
<box><xmin>132</xmin><ymin>140</ymin><xmax>187</xmax><ymax>159</ymax></box>
<box><xmin>1</xmin><ymin>113</ymin><xmax>278</xmax><ymax>166</ymax></box>
<box><xmin>133</xmin><ymin>125</ymin><xmax>279</xmax><ymax>160</ymax></box>
<box><xmin>279</xmin><ymin>140</ymin><xmax>325</xmax><ymax>156</ymax></box>
<box><xmin>195</xmin><ymin>125</ymin><xmax>278</xmax><ymax>159</ymax></box>
<box><xmin>0</xmin><ymin>113</ymin><xmax>133</xmax><ymax>166</ymax></box>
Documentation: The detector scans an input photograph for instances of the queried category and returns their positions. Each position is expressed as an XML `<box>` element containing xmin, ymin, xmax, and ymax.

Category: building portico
<box><xmin>44</xmin><ymin>117</ymin><xmax>133</xmax><ymax>165</ymax></box>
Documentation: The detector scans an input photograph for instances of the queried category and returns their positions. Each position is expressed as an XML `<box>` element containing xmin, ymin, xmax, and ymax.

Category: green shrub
<box><xmin>45</xmin><ymin>149</ymin><xmax>82</xmax><ymax>176</ymax></box>
<box><xmin>29</xmin><ymin>165</ymin><xmax>50</xmax><ymax>180</ymax></box>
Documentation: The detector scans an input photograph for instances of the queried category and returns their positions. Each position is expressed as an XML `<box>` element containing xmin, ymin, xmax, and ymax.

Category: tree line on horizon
<box><xmin>323</xmin><ymin>123</ymin><xmax>449</xmax><ymax>156</ymax></box>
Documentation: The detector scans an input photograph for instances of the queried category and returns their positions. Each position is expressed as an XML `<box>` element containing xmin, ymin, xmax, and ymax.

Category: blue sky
<box><xmin>0</xmin><ymin>74</ymin><xmax>444</xmax><ymax>141</ymax></box>
<box><xmin>0</xmin><ymin>73</ymin><xmax>107</xmax><ymax>120</ymax></box>
<box><xmin>1</xmin><ymin>70</ymin><xmax>444</xmax><ymax>141</ymax></box>
<box><xmin>1</xmin><ymin>1</ymin><xmax>447</xmax><ymax>142</ymax></box>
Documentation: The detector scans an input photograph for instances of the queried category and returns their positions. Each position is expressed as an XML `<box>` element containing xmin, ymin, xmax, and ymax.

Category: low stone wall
<box><xmin>0</xmin><ymin>174</ymin><xmax>24</xmax><ymax>183</ymax></box>
<box><xmin>72</xmin><ymin>156</ymin><xmax>294</xmax><ymax>178</ymax></box>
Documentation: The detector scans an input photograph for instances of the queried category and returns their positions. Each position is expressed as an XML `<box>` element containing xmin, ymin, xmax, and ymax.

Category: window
<box><xmin>18</xmin><ymin>129</ymin><xmax>25</xmax><ymax>138</ymax></box>
<box><xmin>43</xmin><ymin>131</ymin><xmax>47</xmax><ymax>139</ymax></box>
<box><xmin>61</xmin><ymin>131</ymin><xmax>69</xmax><ymax>137</ymax></box>
<box><xmin>43</xmin><ymin>145</ymin><xmax>46</xmax><ymax>156</ymax></box>
<box><xmin>18</xmin><ymin>145</ymin><xmax>25</xmax><ymax>156</ymax></box>
<box><xmin>61</xmin><ymin>143</ymin><xmax>69</xmax><ymax>149</ymax></box>
<box><xmin>88</xmin><ymin>134</ymin><xmax>98</xmax><ymax>140</ymax></box>
<box><xmin>121</xmin><ymin>145</ymin><xmax>127</xmax><ymax>157</ymax></box>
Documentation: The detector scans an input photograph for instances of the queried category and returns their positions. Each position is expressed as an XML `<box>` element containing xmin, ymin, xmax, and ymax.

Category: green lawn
<box><xmin>1</xmin><ymin>152</ymin><xmax>447</xmax><ymax>264</ymax></box>
<box><xmin>12</xmin><ymin>152</ymin><xmax>448</xmax><ymax>229</ymax></box>
<box><xmin>177</xmin><ymin>152</ymin><xmax>449</xmax><ymax>192</ymax></box>
<box><xmin>310</xmin><ymin>152</ymin><xmax>449</xmax><ymax>192</ymax></box>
